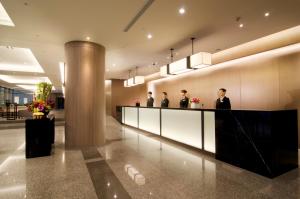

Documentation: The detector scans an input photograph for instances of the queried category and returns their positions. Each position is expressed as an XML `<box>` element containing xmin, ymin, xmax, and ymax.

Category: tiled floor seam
<box><xmin>82</xmin><ymin>148</ymin><xmax>132</xmax><ymax>199</ymax></box>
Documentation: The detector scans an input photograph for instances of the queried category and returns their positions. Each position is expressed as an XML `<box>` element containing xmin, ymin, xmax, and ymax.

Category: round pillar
<box><xmin>64</xmin><ymin>41</ymin><xmax>105</xmax><ymax>148</ymax></box>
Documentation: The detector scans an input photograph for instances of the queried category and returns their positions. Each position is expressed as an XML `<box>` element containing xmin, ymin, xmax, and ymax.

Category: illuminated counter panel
<box><xmin>116</xmin><ymin>106</ymin><xmax>298</xmax><ymax>178</ymax></box>
<box><xmin>139</xmin><ymin>108</ymin><xmax>160</xmax><ymax>135</ymax></box>
<box><xmin>124</xmin><ymin>107</ymin><xmax>138</xmax><ymax>128</ymax></box>
<box><xmin>203</xmin><ymin>111</ymin><xmax>216</xmax><ymax>153</ymax></box>
<box><xmin>122</xmin><ymin>107</ymin><xmax>125</xmax><ymax>123</ymax></box>
<box><xmin>161</xmin><ymin>109</ymin><xmax>202</xmax><ymax>149</ymax></box>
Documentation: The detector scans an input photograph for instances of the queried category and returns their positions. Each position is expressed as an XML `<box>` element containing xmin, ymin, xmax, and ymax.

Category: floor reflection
<box><xmin>101</xmin><ymin>116</ymin><xmax>300</xmax><ymax>199</ymax></box>
<box><xmin>0</xmin><ymin>126</ymin><xmax>98</xmax><ymax>199</ymax></box>
<box><xmin>0</xmin><ymin>117</ymin><xmax>299</xmax><ymax>199</ymax></box>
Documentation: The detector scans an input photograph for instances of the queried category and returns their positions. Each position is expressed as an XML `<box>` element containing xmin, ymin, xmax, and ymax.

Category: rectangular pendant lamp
<box><xmin>190</xmin><ymin>52</ymin><xmax>212</xmax><ymax>69</ymax></box>
<box><xmin>127</xmin><ymin>78</ymin><xmax>135</xmax><ymax>87</ymax></box>
<box><xmin>134</xmin><ymin>76</ymin><xmax>145</xmax><ymax>85</ymax></box>
<box><xmin>160</xmin><ymin>65</ymin><xmax>171</xmax><ymax>77</ymax></box>
<box><xmin>169</xmin><ymin>57</ymin><xmax>192</xmax><ymax>75</ymax></box>
<box><xmin>124</xmin><ymin>76</ymin><xmax>144</xmax><ymax>87</ymax></box>
<box><xmin>124</xmin><ymin>80</ymin><xmax>129</xmax><ymax>87</ymax></box>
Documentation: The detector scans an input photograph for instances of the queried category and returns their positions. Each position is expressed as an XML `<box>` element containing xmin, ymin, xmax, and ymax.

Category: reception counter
<box><xmin>116</xmin><ymin>106</ymin><xmax>298</xmax><ymax>178</ymax></box>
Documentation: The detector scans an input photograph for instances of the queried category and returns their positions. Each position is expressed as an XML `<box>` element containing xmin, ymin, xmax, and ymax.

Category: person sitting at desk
<box><xmin>179</xmin><ymin>89</ymin><xmax>189</xmax><ymax>108</ymax></box>
<box><xmin>216</xmin><ymin>88</ymin><xmax>231</xmax><ymax>109</ymax></box>
<box><xmin>147</xmin><ymin>91</ymin><xmax>154</xmax><ymax>107</ymax></box>
<box><xmin>161</xmin><ymin>92</ymin><xmax>169</xmax><ymax>108</ymax></box>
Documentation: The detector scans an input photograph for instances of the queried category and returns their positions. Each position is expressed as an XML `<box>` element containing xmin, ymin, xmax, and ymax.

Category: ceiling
<box><xmin>0</xmin><ymin>0</ymin><xmax>300</xmax><ymax>92</ymax></box>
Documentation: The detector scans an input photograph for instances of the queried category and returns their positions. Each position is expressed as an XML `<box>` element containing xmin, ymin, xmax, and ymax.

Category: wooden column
<box><xmin>64</xmin><ymin>41</ymin><xmax>105</xmax><ymax>148</ymax></box>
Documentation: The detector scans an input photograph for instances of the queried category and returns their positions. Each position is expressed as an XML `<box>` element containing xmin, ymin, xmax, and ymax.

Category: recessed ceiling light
<box><xmin>179</xmin><ymin>7</ymin><xmax>185</xmax><ymax>15</ymax></box>
<box><xmin>112</xmin><ymin>63</ymin><xmax>116</xmax><ymax>67</ymax></box>
<box><xmin>86</xmin><ymin>36</ymin><xmax>91</xmax><ymax>41</ymax></box>
<box><xmin>0</xmin><ymin>75</ymin><xmax>52</xmax><ymax>84</ymax></box>
<box><xmin>106</xmin><ymin>68</ymin><xmax>110</xmax><ymax>72</ymax></box>
<box><xmin>264</xmin><ymin>12</ymin><xmax>270</xmax><ymax>17</ymax></box>
<box><xmin>59</xmin><ymin>62</ymin><xmax>65</xmax><ymax>84</ymax></box>
<box><xmin>0</xmin><ymin>2</ymin><xmax>15</xmax><ymax>26</ymax></box>
<box><xmin>147</xmin><ymin>33</ymin><xmax>153</xmax><ymax>39</ymax></box>
<box><xmin>0</xmin><ymin>46</ymin><xmax>44</xmax><ymax>73</ymax></box>
<box><xmin>17</xmin><ymin>84</ymin><xmax>56</xmax><ymax>91</ymax></box>
<box><xmin>239</xmin><ymin>23</ymin><xmax>244</xmax><ymax>28</ymax></box>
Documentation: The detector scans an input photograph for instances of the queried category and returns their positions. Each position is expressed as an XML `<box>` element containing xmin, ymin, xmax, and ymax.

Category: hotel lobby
<box><xmin>0</xmin><ymin>0</ymin><xmax>300</xmax><ymax>198</ymax></box>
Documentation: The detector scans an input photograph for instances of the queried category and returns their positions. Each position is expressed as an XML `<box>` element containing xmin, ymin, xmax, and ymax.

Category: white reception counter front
<box><xmin>122</xmin><ymin>106</ymin><xmax>216</xmax><ymax>153</ymax></box>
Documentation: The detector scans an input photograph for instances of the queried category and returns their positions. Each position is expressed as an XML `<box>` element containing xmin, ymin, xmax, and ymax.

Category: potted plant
<box><xmin>27</xmin><ymin>83</ymin><xmax>54</xmax><ymax>119</ymax></box>
<box><xmin>190</xmin><ymin>97</ymin><xmax>201</xmax><ymax>109</ymax></box>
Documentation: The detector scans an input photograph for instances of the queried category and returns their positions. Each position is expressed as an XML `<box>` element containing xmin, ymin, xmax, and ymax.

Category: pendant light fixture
<box><xmin>168</xmin><ymin>48</ymin><xmax>192</xmax><ymax>75</ymax></box>
<box><xmin>133</xmin><ymin>66</ymin><xmax>145</xmax><ymax>85</ymax></box>
<box><xmin>159</xmin><ymin>38</ymin><xmax>212</xmax><ymax>77</ymax></box>
<box><xmin>124</xmin><ymin>68</ymin><xmax>145</xmax><ymax>87</ymax></box>
<box><xmin>189</xmin><ymin>37</ymin><xmax>212</xmax><ymax>69</ymax></box>
<box><xmin>160</xmin><ymin>48</ymin><xmax>173</xmax><ymax>77</ymax></box>
<box><xmin>124</xmin><ymin>70</ymin><xmax>131</xmax><ymax>87</ymax></box>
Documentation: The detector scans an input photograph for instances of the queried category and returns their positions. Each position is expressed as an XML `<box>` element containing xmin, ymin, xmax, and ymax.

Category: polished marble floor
<box><xmin>0</xmin><ymin>116</ymin><xmax>300</xmax><ymax>199</ymax></box>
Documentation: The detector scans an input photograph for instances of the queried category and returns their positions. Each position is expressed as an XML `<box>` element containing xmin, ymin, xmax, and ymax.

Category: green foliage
<box><xmin>36</xmin><ymin>82</ymin><xmax>52</xmax><ymax>101</ymax></box>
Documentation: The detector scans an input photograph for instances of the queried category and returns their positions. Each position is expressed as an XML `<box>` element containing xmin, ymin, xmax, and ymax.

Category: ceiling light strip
<box><xmin>0</xmin><ymin>75</ymin><xmax>51</xmax><ymax>84</ymax></box>
<box><xmin>0</xmin><ymin>2</ymin><xmax>15</xmax><ymax>26</ymax></box>
<box><xmin>59</xmin><ymin>62</ymin><xmax>65</xmax><ymax>85</ymax></box>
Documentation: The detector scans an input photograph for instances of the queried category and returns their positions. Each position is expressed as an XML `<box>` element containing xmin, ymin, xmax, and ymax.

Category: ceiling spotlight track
<box><xmin>123</xmin><ymin>0</ymin><xmax>155</xmax><ymax>32</ymax></box>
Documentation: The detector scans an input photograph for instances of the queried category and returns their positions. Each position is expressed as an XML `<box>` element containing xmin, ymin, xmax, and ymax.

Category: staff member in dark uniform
<box><xmin>147</xmin><ymin>91</ymin><xmax>154</xmax><ymax>107</ymax></box>
<box><xmin>179</xmin><ymin>89</ymin><xmax>189</xmax><ymax>108</ymax></box>
<box><xmin>216</xmin><ymin>88</ymin><xmax>231</xmax><ymax>109</ymax></box>
<box><xmin>161</xmin><ymin>92</ymin><xmax>169</xmax><ymax>108</ymax></box>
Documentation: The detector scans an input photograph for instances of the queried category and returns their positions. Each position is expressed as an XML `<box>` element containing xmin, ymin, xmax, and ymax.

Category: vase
<box><xmin>191</xmin><ymin>103</ymin><xmax>201</xmax><ymax>109</ymax></box>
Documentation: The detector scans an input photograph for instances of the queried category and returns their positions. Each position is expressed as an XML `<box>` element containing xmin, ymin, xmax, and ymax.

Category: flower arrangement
<box><xmin>27</xmin><ymin>82</ymin><xmax>54</xmax><ymax>119</ymax></box>
<box><xmin>190</xmin><ymin>97</ymin><xmax>200</xmax><ymax>104</ymax></box>
<box><xmin>28</xmin><ymin>99</ymin><xmax>55</xmax><ymax>115</ymax></box>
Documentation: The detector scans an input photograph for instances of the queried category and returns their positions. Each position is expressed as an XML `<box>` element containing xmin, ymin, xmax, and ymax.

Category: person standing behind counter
<box><xmin>216</xmin><ymin>88</ymin><xmax>231</xmax><ymax>109</ymax></box>
<box><xmin>147</xmin><ymin>91</ymin><xmax>154</xmax><ymax>107</ymax></box>
<box><xmin>161</xmin><ymin>92</ymin><xmax>169</xmax><ymax>108</ymax></box>
<box><xmin>179</xmin><ymin>89</ymin><xmax>189</xmax><ymax>108</ymax></box>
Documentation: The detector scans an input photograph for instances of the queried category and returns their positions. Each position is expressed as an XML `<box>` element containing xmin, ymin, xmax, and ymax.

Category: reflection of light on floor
<box><xmin>124</xmin><ymin>164</ymin><xmax>145</xmax><ymax>185</ymax></box>
<box><xmin>17</xmin><ymin>142</ymin><xmax>25</xmax><ymax>150</ymax></box>
<box><xmin>61</xmin><ymin>151</ymin><xmax>65</xmax><ymax>163</ymax></box>
<box><xmin>105</xmin><ymin>151</ymin><xmax>112</xmax><ymax>160</ymax></box>
<box><xmin>0</xmin><ymin>184</ymin><xmax>25</xmax><ymax>193</ymax></box>
<box><xmin>0</xmin><ymin>155</ymin><xmax>24</xmax><ymax>172</ymax></box>
<box><xmin>62</xmin><ymin>134</ymin><xmax>65</xmax><ymax>143</ymax></box>
<box><xmin>0</xmin><ymin>141</ymin><xmax>25</xmax><ymax>172</ymax></box>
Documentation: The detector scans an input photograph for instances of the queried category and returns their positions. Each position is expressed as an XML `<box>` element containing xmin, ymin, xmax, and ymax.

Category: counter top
<box><xmin>118</xmin><ymin>105</ymin><xmax>296</xmax><ymax>112</ymax></box>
